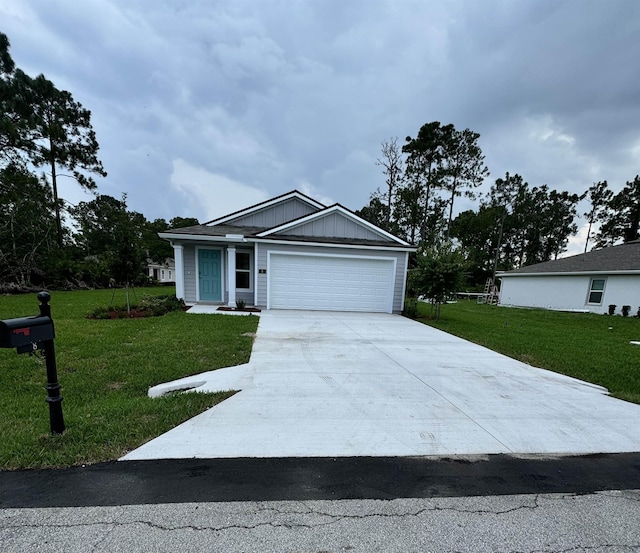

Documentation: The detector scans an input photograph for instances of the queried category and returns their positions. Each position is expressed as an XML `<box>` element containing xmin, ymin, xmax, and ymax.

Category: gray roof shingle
<box><xmin>162</xmin><ymin>224</ymin><xmax>411</xmax><ymax>248</ymax></box>
<box><xmin>163</xmin><ymin>224</ymin><xmax>267</xmax><ymax>237</ymax></box>
<box><xmin>501</xmin><ymin>240</ymin><xmax>640</xmax><ymax>275</ymax></box>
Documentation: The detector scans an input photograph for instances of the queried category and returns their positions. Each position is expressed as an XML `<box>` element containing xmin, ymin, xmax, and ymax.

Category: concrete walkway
<box><xmin>122</xmin><ymin>310</ymin><xmax>640</xmax><ymax>460</ymax></box>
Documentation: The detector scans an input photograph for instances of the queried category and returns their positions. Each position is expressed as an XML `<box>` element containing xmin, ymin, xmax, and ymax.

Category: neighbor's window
<box><xmin>236</xmin><ymin>252</ymin><xmax>251</xmax><ymax>289</ymax></box>
<box><xmin>588</xmin><ymin>278</ymin><xmax>605</xmax><ymax>304</ymax></box>
<box><xmin>161</xmin><ymin>269</ymin><xmax>165</xmax><ymax>280</ymax></box>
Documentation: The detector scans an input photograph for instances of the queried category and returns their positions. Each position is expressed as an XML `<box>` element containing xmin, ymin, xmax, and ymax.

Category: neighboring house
<box><xmin>498</xmin><ymin>240</ymin><xmax>640</xmax><ymax>314</ymax></box>
<box><xmin>147</xmin><ymin>259</ymin><xmax>175</xmax><ymax>284</ymax></box>
<box><xmin>159</xmin><ymin>190</ymin><xmax>416</xmax><ymax>313</ymax></box>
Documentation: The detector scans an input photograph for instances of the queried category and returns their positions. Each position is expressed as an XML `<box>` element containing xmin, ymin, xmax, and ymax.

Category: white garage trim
<box><xmin>267</xmin><ymin>251</ymin><xmax>396</xmax><ymax>313</ymax></box>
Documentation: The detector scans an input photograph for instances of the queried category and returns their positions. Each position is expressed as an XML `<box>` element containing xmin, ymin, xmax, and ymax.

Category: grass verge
<box><xmin>416</xmin><ymin>300</ymin><xmax>640</xmax><ymax>405</ymax></box>
<box><xmin>0</xmin><ymin>287</ymin><xmax>258</xmax><ymax>469</ymax></box>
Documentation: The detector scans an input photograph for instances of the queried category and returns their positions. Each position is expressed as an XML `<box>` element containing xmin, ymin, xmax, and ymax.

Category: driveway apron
<box><xmin>122</xmin><ymin>310</ymin><xmax>640</xmax><ymax>460</ymax></box>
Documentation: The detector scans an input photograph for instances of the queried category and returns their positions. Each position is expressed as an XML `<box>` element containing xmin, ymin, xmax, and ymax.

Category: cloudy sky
<box><xmin>2</xmin><ymin>0</ymin><xmax>639</xmax><ymax>253</ymax></box>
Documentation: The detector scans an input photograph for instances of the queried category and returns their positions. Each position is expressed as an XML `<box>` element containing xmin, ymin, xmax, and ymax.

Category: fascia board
<box><xmin>158</xmin><ymin>233</ymin><xmax>249</xmax><ymax>243</ymax></box>
<box><xmin>499</xmin><ymin>270</ymin><xmax>640</xmax><ymax>278</ymax></box>
<box><xmin>254</xmin><ymin>237</ymin><xmax>417</xmax><ymax>252</ymax></box>
<box><xmin>257</xmin><ymin>205</ymin><xmax>411</xmax><ymax>246</ymax></box>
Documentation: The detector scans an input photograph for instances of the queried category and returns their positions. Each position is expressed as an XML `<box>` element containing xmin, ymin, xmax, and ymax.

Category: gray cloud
<box><xmin>1</xmin><ymin>0</ymin><xmax>639</xmax><ymax>237</ymax></box>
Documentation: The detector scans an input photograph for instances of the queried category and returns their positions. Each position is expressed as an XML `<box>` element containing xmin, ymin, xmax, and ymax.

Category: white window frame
<box><xmin>586</xmin><ymin>277</ymin><xmax>606</xmax><ymax>305</ymax></box>
<box><xmin>235</xmin><ymin>250</ymin><xmax>253</xmax><ymax>291</ymax></box>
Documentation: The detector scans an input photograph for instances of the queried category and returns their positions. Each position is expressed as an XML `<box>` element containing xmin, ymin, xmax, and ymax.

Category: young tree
<box><xmin>410</xmin><ymin>244</ymin><xmax>468</xmax><ymax>320</ymax></box>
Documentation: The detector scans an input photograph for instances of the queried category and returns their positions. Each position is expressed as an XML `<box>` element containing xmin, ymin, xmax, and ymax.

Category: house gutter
<box><xmin>254</xmin><ymin>237</ymin><xmax>417</xmax><ymax>252</ymax></box>
<box><xmin>159</xmin><ymin>233</ymin><xmax>417</xmax><ymax>252</ymax></box>
<box><xmin>499</xmin><ymin>270</ymin><xmax>640</xmax><ymax>278</ymax></box>
<box><xmin>159</xmin><ymin>233</ymin><xmax>248</xmax><ymax>244</ymax></box>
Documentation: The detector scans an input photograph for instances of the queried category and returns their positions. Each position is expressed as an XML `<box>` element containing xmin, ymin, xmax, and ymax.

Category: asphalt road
<box><xmin>2</xmin><ymin>490</ymin><xmax>640</xmax><ymax>552</ymax></box>
<box><xmin>3</xmin><ymin>445</ymin><xmax>640</xmax><ymax>552</ymax></box>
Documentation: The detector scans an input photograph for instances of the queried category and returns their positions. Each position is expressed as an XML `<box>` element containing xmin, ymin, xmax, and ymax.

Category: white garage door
<box><xmin>268</xmin><ymin>253</ymin><xmax>395</xmax><ymax>312</ymax></box>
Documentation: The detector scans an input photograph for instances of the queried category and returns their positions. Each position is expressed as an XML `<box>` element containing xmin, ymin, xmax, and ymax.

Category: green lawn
<box><xmin>416</xmin><ymin>300</ymin><xmax>640</xmax><ymax>405</ymax></box>
<box><xmin>0</xmin><ymin>287</ymin><xmax>258</xmax><ymax>469</ymax></box>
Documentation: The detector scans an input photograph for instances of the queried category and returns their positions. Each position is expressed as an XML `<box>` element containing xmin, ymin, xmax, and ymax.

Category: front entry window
<box><xmin>587</xmin><ymin>278</ymin><xmax>605</xmax><ymax>304</ymax></box>
<box><xmin>236</xmin><ymin>252</ymin><xmax>251</xmax><ymax>289</ymax></box>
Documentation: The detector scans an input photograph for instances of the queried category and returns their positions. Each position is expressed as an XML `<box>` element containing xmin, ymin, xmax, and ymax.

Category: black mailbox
<box><xmin>0</xmin><ymin>316</ymin><xmax>55</xmax><ymax>352</ymax></box>
<box><xmin>1</xmin><ymin>292</ymin><xmax>65</xmax><ymax>434</ymax></box>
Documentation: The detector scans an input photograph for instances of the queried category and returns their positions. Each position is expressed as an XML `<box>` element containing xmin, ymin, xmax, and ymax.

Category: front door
<box><xmin>198</xmin><ymin>249</ymin><xmax>222</xmax><ymax>301</ymax></box>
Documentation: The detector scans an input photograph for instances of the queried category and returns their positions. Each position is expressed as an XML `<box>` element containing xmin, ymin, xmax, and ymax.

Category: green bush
<box><xmin>403</xmin><ymin>297</ymin><xmax>419</xmax><ymax>318</ymax></box>
<box><xmin>88</xmin><ymin>294</ymin><xmax>185</xmax><ymax>319</ymax></box>
<box><xmin>138</xmin><ymin>294</ymin><xmax>185</xmax><ymax>315</ymax></box>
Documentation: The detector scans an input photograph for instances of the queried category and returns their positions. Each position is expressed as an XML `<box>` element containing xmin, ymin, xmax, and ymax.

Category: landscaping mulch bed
<box><xmin>217</xmin><ymin>306</ymin><xmax>261</xmax><ymax>313</ymax></box>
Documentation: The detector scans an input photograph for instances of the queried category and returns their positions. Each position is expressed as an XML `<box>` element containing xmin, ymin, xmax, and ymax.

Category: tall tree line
<box><xmin>0</xmin><ymin>32</ymin><xmax>196</xmax><ymax>291</ymax></box>
<box><xmin>358</xmin><ymin>121</ymin><xmax>640</xmax><ymax>289</ymax></box>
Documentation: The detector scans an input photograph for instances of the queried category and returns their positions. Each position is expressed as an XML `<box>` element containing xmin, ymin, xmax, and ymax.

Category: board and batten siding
<box><xmin>278</xmin><ymin>212</ymin><xmax>390</xmax><ymax>241</ymax></box>
<box><xmin>183</xmin><ymin>244</ymin><xmax>197</xmax><ymax>303</ymax></box>
<box><xmin>255</xmin><ymin>243</ymin><xmax>408</xmax><ymax>313</ymax></box>
<box><xmin>226</xmin><ymin>198</ymin><xmax>318</xmax><ymax>228</ymax></box>
<box><xmin>181</xmin><ymin>243</ymin><xmax>256</xmax><ymax>305</ymax></box>
<box><xmin>499</xmin><ymin>273</ymin><xmax>640</xmax><ymax>314</ymax></box>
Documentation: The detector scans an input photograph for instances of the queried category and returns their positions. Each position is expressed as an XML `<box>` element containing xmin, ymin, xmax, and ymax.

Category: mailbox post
<box><xmin>38</xmin><ymin>292</ymin><xmax>65</xmax><ymax>434</ymax></box>
<box><xmin>0</xmin><ymin>292</ymin><xmax>65</xmax><ymax>434</ymax></box>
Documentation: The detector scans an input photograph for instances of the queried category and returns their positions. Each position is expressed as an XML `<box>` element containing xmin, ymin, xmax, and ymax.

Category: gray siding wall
<box><xmin>226</xmin><ymin>198</ymin><xmax>318</xmax><ymax>227</ymax></box>
<box><xmin>182</xmin><ymin>243</ymin><xmax>256</xmax><ymax>306</ymax></box>
<box><xmin>183</xmin><ymin>244</ymin><xmax>197</xmax><ymax>303</ymax></box>
<box><xmin>255</xmin><ymin>243</ymin><xmax>407</xmax><ymax>313</ymax></box>
<box><xmin>279</xmin><ymin>213</ymin><xmax>391</xmax><ymax>241</ymax></box>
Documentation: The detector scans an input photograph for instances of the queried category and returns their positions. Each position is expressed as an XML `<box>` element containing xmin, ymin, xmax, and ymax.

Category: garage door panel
<box><xmin>269</xmin><ymin>253</ymin><xmax>394</xmax><ymax>313</ymax></box>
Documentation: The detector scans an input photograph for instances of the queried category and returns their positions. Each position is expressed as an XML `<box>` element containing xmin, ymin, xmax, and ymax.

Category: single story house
<box><xmin>498</xmin><ymin>239</ymin><xmax>640</xmax><ymax>314</ymax></box>
<box><xmin>147</xmin><ymin>258</ymin><xmax>175</xmax><ymax>283</ymax></box>
<box><xmin>159</xmin><ymin>190</ymin><xmax>416</xmax><ymax>313</ymax></box>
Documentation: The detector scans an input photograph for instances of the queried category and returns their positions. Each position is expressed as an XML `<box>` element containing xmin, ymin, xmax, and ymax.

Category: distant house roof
<box><xmin>500</xmin><ymin>240</ymin><xmax>640</xmax><ymax>276</ymax></box>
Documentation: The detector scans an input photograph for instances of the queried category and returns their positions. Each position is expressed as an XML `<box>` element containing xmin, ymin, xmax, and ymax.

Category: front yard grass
<box><xmin>0</xmin><ymin>288</ymin><xmax>258</xmax><ymax>469</ymax></box>
<box><xmin>416</xmin><ymin>300</ymin><xmax>640</xmax><ymax>405</ymax></box>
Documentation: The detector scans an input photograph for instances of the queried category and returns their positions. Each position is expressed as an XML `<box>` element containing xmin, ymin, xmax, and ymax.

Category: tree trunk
<box><xmin>49</xmin><ymin>141</ymin><xmax>63</xmax><ymax>248</ymax></box>
<box><xmin>584</xmin><ymin>219</ymin><xmax>593</xmax><ymax>253</ymax></box>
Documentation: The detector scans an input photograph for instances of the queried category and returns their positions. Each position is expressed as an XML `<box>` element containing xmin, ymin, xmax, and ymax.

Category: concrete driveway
<box><xmin>122</xmin><ymin>310</ymin><xmax>640</xmax><ymax>460</ymax></box>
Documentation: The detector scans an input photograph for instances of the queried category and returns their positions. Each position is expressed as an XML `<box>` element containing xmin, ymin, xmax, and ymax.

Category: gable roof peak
<box><xmin>204</xmin><ymin>189</ymin><xmax>326</xmax><ymax>226</ymax></box>
<box><xmin>256</xmin><ymin>202</ymin><xmax>411</xmax><ymax>246</ymax></box>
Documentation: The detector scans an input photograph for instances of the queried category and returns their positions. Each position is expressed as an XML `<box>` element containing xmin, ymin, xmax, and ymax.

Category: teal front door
<box><xmin>198</xmin><ymin>249</ymin><xmax>222</xmax><ymax>301</ymax></box>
